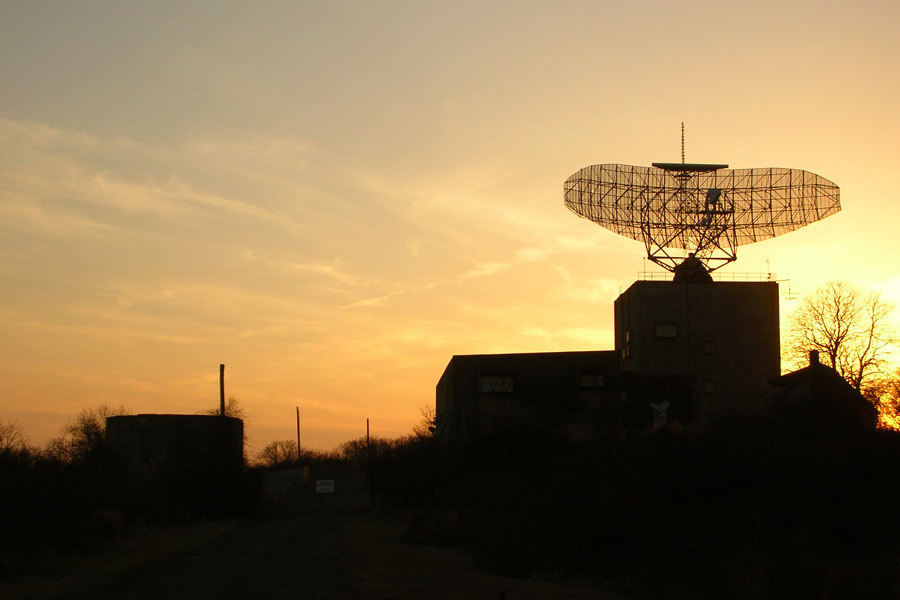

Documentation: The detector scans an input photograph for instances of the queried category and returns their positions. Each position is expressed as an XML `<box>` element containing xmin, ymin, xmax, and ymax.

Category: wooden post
<box><xmin>219</xmin><ymin>364</ymin><xmax>225</xmax><ymax>417</ymax></box>
<box><xmin>367</xmin><ymin>418</ymin><xmax>373</xmax><ymax>507</ymax></box>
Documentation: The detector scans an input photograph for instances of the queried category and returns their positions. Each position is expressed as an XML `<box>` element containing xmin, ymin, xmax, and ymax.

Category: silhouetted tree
<box><xmin>45</xmin><ymin>404</ymin><xmax>130</xmax><ymax>463</ymax></box>
<box><xmin>256</xmin><ymin>439</ymin><xmax>298</xmax><ymax>468</ymax></box>
<box><xmin>203</xmin><ymin>395</ymin><xmax>248</xmax><ymax>419</ymax></box>
<box><xmin>0</xmin><ymin>417</ymin><xmax>29</xmax><ymax>458</ymax></box>
<box><xmin>863</xmin><ymin>369</ymin><xmax>900</xmax><ymax>430</ymax></box>
<box><xmin>412</xmin><ymin>405</ymin><xmax>437</xmax><ymax>439</ymax></box>
<box><xmin>337</xmin><ymin>435</ymin><xmax>394</xmax><ymax>466</ymax></box>
<box><xmin>787</xmin><ymin>281</ymin><xmax>897</xmax><ymax>391</ymax></box>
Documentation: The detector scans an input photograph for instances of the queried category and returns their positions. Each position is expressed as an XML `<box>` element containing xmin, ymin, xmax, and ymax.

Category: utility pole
<box><xmin>366</xmin><ymin>418</ymin><xmax>373</xmax><ymax>507</ymax></box>
<box><xmin>296</xmin><ymin>406</ymin><xmax>301</xmax><ymax>464</ymax></box>
<box><xmin>219</xmin><ymin>364</ymin><xmax>226</xmax><ymax>417</ymax></box>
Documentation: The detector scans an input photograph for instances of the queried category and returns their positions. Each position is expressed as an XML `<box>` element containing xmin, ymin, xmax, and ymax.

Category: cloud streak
<box><xmin>0</xmin><ymin>118</ymin><xmax>316</xmax><ymax>235</ymax></box>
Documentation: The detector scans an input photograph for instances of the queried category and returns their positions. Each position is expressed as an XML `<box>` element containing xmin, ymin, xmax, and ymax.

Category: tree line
<box><xmin>0</xmin><ymin>401</ymin><xmax>438</xmax><ymax>568</ymax></box>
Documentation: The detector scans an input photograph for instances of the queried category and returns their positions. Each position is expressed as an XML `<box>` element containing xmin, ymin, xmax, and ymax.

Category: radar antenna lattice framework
<box><xmin>564</xmin><ymin>160</ymin><xmax>840</xmax><ymax>280</ymax></box>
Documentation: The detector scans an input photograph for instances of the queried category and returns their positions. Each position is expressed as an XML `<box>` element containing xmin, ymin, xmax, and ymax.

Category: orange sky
<box><xmin>2</xmin><ymin>2</ymin><xmax>899</xmax><ymax>454</ymax></box>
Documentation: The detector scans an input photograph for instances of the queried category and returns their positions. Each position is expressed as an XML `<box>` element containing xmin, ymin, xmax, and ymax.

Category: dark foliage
<box><xmin>0</xmin><ymin>440</ymin><xmax>262</xmax><ymax>571</ymax></box>
<box><xmin>4</xmin><ymin>402</ymin><xmax>897</xmax><ymax>598</ymax></box>
<box><xmin>390</xmin><ymin>419</ymin><xmax>899</xmax><ymax>599</ymax></box>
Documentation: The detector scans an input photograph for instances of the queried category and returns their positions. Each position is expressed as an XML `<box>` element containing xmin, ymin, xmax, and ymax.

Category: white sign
<box><xmin>315</xmin><ymin>479</ymin><xmax>335</xmax><ymax>493</ymax></box>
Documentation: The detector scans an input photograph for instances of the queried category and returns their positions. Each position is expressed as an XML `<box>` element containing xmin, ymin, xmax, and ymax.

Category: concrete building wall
<box><xmin>614</xmin><ymin>280</ymin><xmax>780</xmax><ymax>421</ymax></box>
<box><xmin>436</xmin><ymin>351</ymin><xmax>622</xmax><ymax>448</ymax></box>
<box><xmin>435</xmin><ymin>351</ymin><xmax>695</xmax><ymax>447</ymax></box>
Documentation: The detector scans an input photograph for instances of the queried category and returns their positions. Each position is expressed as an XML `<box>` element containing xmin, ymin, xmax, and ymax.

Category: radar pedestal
<box><xmin>672</xmin><ymin>253</ymin><xmax>713</xmax><ymax>284</ymax></box>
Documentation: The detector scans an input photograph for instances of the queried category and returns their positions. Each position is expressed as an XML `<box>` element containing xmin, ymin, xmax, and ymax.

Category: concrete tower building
<box><xmin>614</xmin><ymin>279</ymin><xmax>780</xmax><ymax>422</ymax></box>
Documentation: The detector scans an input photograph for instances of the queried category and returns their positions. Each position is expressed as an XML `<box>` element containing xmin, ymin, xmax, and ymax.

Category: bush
<box><xmin>416</xmin><ymin>422</ymin><xmax>900</xmax><ymax>598</ymax></box>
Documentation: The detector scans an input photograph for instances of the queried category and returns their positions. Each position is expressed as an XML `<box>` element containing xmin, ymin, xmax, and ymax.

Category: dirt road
<box><xmin>95</xmin><ymin>510</ymin><xmax>350</xmax><ymax>600</ymax></box>
<box><xmin>3</xmin><ymin>504</ymin><xmax>623</xmax><ymax>600</ymax></box>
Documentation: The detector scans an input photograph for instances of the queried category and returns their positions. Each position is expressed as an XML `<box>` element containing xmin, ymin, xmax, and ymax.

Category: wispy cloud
<box><xmin>459</xmin><ymin>261</ymin><xmax>512</xmax><ymax>280</ymax></box>
<box><xmin>351</xmin><ymin>159</ymin><xmax>625</xmax><ymax>292</ymax></box>
<box><xmin>457</xmin><ymin>234</ymin><xmax>615</xmax><ymax>283</ymax></box>
<box><xmin>519</xmin><ymin>325</ymin><xmax>614</xmax><ymax>347</ymax></box>
<box><xmin>235</xmin><ymin>250</ymin><xmax>377</xmax><ymax>295</ymax></box>
<box><xmin>184</xmin><ymin>134</ymin><xmax>316</xmax><ymax>184</ymax></box>
<box><xmin>0</xmin><ymin>197</ymin><xmax>121</xmax><ymax>239</ymax></box>
<box><xmin>0</xmin><ymin>118</ymin><xmax>316</xmax><ymax>237</ymax></box>
<box><xmin>340</xmin><ymin>290</ymin><xmax>407</xmax><ymax>309</ymax></box>
<box><xmin>286</xmin><ymin>261</ymin><xmax>368</xmax><ymax>288</ymax></box>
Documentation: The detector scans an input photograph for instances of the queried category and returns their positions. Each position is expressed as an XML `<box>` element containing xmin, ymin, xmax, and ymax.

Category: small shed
<box><xmin>768</xmin><ymin>351</ymin><xmax>877</xmax><ymax>431</ymax></box>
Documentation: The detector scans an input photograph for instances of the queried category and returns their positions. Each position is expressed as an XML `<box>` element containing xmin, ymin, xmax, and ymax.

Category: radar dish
<box><xmin>564</xmin><ymin>162</ymin><xmax>840</xmax><ymax>276</ymax></box>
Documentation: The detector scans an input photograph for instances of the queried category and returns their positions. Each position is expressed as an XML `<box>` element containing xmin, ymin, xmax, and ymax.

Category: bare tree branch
<box><xmin>787</xmin><ymin>281</ymin><xmax>897</xmax><ymax>391</ymax></box>
<box><xmin>0</xmin><ymin>417</ymin><xmax>28</xmax><ymax>455</ymax></box>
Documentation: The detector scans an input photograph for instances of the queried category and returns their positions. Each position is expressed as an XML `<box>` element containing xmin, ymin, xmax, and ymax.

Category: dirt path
<box><xmin>2</xmin><ymin>506</ymin><xmax>624</xmax><ymax>600</ymax></box>
<box><xmin>95</xmin><ymin>511</ymin><xmax>350</xmax><ymax>600</ymax></box>
<box><xmin>343</xmin><ymin>511</ymin><xmax>626</xmax><ymax>600</ymax></box>
<box><xmin>2</xmin><ymin>509</ymin><xmax>350</xmax><ymax>600</ymax></box>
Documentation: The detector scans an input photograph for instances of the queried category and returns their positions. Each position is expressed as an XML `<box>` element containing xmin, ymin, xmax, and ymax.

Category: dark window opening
<box><xmin>578</xmin><ymin>373</ymin><xmax>604</xmax><ymax>388</ymax></box>
<box><xmin>656</xmin><ymin>324</ymin><xmax>677</xmax><ymax>338</ymax></box>
<box><xmin>478</xmin><ymin>374</ymin><xmax>514</xmax><ymax>393</ymax></box>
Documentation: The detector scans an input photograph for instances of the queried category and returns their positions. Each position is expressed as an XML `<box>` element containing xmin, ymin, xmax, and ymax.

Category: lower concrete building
<box><xmin>436</xmin><ymin>278</ymin><xmax>781</xmax><ymax>448</ymax></box>
<box><xmin>435</xmin><ymin>350</ymin><xmax>692</xmax><ymax>448</ymax></box>
<box><xmin>769</xmin><ymin>350</ymin><xmax>878</xmax><ymax>432</ymax></box>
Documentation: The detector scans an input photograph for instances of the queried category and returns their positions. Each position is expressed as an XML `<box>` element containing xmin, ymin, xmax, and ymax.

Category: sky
<box><xmin>2</xmin><ymin>1</ymin><xmax>899</xmax><ymax>454</ymax></box>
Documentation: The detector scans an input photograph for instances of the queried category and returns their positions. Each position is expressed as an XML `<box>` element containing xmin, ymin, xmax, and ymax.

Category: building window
<box><xmin>578</xmin><ymin>373</ymin><xmax>604</xmax><ymax>388</ymax></box>
<box><xmin>656</xmin><ymin>324</ymin><xmax>677</xmax><ymax>338</ymax></box>
<box><xmin>478</xmin><ymin>374</ymin><xmax>514</xmax><ymax>393</ymax></box>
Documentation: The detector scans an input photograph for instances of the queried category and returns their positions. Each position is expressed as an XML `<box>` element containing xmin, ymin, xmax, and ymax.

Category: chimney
<box><xmin>809</xmin><ymin>350</ymin><xmax>820</xmax><ymax>366</ymax></box>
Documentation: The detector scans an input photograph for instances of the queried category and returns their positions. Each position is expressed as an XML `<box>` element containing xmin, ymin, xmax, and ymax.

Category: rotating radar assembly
<box><xmin>563</xmin><ymin>135</ymin><xmax>841</xmax><ymax>282</ymax></box>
